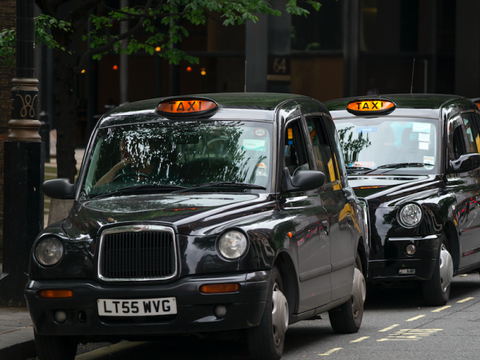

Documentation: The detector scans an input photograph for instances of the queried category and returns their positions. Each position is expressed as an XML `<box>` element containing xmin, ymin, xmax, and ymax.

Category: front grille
<box><xmin>98</xmin><ymin>225</ymin><xmax>177</xmax><ymax>281</ymax></box>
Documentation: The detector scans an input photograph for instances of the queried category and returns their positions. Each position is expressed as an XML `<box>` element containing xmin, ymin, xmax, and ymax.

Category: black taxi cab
<box><xmin>26</xmin><ymin>93</ymin><xmax>367</xmax><ymax>360</ymax></box>
<box><xmin>326</xmin><ymin>94</ymin><xmax>480</xmax><ymax>306</ymax></box>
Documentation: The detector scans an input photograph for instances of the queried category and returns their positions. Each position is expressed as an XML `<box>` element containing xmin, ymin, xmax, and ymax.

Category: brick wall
<box><xmin>0</xmin><ymin>1</ymin><xmax>16</xmax><ymax>261</ymax></box>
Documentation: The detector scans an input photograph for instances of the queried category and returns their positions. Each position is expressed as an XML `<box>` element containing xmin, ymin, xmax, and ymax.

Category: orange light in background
<box><xmin>155</xmin><ymin>46</ymin><xmax>161</xmax><ymax>52</ymax></box>
<box><xmin>200</xmin><ymin>68</ymin><xmax>206</xmax><ymax>76</ymax></box>
<box><xmin>81</xmin><ymin>69</ymin><xmax>86</xmax><ymax>74</ymax></box>
<box><xmin>113</xmin><ymin>65</ymin><xmax>118</xmax><ymax>70</ymax></box>
<box><xmin>186</xmin><ymin>66</ymin><xmax>192</xmax><ymax>72</ymax></box>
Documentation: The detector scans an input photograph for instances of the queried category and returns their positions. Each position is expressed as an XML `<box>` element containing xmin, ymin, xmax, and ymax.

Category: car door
<box><xmin>281</xmin><ymin>117</ymin><xmax>332</xmax><ymax>312</ymax></box>
<box><xmin>448</xmin><ymin>113</ymin><xmax>480</xmax><ymax>268</ymax></box>
<box><xmin>306</xmin><ymin>116</ymin><xmax>357</xmax><ymax>301</ymax></box>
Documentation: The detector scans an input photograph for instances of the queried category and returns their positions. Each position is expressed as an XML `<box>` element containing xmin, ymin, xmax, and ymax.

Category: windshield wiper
<box><xmin>89</xmin><ymin>184</ymin><xmax>187</xmax><ymax>199</ymax></box>
<box><xmin>361</xmin><ymin>163</ymin><xmax>433</xmax><ymax>174</ymax></box>
<box><xmin>346</xmin><ymin>166</ymin><xmax>374</xmax><ymax>174</ymax></box>
<box><xmin>172</xmin><ymin>182</ymin><xmax>266</xmax><ymax>193</ymax></box>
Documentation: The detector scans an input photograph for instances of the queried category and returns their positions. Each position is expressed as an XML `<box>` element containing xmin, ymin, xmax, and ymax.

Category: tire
<box><xmin>34</xmin><ymin>330</ymin><xmax>77</xmax><ymax>360</ymax></box>
<box><xmin>329</xmin><ymin>253</ymin><xmax>366</xmax><ymax>334</ymax></box>
<box><xmin>422</xmin><ymin>239</ymin><xmax>453</xmax><ymax>306</ymax></box>
<box><xmin>246</xmin><ymin>266</ymin><xmax>289</xmax><ymax>360</ymax></box>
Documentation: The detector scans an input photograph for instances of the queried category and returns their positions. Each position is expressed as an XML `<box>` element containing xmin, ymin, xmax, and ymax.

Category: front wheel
<box><xmin>329</xmin><ymin>253</ymin><xmax>366</xmax><ymax>333</ymax></box>
<box><xmin>34</xmin><ymin>331</ymin><xmax>77</xmax><ymax>360</ymax></box>
<box><xmin>246</xmin><ymin>266</ymin><xmax>289</xmax><ymax>360</ymax></box>
<box><xmin>422</xmin><ymin>240</ymin><xmax>453</xmax><ymax>306</ymax></box>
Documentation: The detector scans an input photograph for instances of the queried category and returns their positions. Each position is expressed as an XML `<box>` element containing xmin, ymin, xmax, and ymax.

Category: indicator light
<box><xmin>200</xmin><ymin>283</ymin><xmax>240</xmax><ymax>294</ymax></box>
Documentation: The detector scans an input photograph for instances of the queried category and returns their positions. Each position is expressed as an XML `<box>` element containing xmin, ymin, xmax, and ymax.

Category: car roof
<box><xmin>97</xmin><ymin>92</ymin><xmax>327</xmax><ymax>128</ymax></box>
<box><xmin>324</xmin><ymin>93</ymin><xmax>477</xmax><ymax>120</ymax></box>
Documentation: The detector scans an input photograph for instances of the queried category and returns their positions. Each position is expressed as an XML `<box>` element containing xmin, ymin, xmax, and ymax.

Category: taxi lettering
<box><xmin>168</xmin><ymin>101</ymin><xmax>202</xmax><ymax>112</ymax></box>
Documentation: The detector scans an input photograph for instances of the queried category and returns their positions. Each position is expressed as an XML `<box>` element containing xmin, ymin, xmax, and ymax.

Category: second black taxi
<box><xmin>26</xmin><ymin>93</ymin><xmax>367</xmax><ymax>360</ymax></box>
<box><xmin>326</xmin><ymin>94</ymin><xmax>480</xmax><ymax>306</ymax></box>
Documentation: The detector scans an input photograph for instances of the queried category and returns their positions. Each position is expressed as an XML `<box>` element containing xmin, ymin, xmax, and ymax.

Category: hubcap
<box><xmin>352</xmin><ymin>267</ymin><xmax>366</xmax><ymax>316</ymax></box>
<box><xmin>271</xmin><ymin>284</ymin><xmax>289</xmax><ymax>346</ymax></box>
<box><xmin>439</xmin><ymin>244</ymin><xmax>453</xmax><ymax>293</ymax></box>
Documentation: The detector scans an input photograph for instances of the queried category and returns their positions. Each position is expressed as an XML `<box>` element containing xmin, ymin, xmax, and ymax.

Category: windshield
<box><xmin>82</xmin><ymin>120</ymin><xmax>273</xmax><ymax>197</ymax></box>
<box><xmin>335</xmin><ymin>117</ymin><xmax>439</xmax><ymax>174</ymax></box>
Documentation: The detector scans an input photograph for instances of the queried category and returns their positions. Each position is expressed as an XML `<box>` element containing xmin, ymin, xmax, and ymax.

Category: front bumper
<box><xmin>25</xmin><ymin>271</ymin><xmax>269</xmax><ymax>339</ymax></box>
<box><xmin>368</xmin><ymin>235</ymin><xmax>440</xmax><ymax>281</ymax></box>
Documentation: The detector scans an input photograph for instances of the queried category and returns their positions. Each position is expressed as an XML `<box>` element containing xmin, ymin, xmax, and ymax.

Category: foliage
<box><xmin>0</xmin><ymin>0</ymin><xmax>323</xmax><ymax>71</ymax></box>
<box><xmin>337</xmin><ymin>126</ymin><xmax>371</xmax><ymax>165</ymax></box>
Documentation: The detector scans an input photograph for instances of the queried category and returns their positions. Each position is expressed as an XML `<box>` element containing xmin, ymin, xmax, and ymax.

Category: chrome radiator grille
<box><xmin>98</xmin><ymin>225</ymin><xmax>177</xmax><ymax>281</ymax></box>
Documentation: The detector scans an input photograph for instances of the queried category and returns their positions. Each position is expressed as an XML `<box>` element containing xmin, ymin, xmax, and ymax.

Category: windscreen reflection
<box><xmin>83</xmin><ymin>120</ymin><xmax>272</xmax><ymax>197</ymax></box>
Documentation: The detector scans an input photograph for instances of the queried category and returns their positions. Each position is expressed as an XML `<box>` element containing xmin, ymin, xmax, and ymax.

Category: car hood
<box><xmin>348</xmin><ymin>174</ymin><xmax>442</xmax><ymax>206</ymax></box>
<box><xmin>61</xmin><ymin>192</ymin><xmax>274</xmax><ymax>238</ymax></box>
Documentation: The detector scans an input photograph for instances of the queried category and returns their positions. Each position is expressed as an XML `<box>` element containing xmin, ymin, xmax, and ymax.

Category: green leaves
<box><xmin>1</xmin><ymin>0</ymin><xmax>323</xmax><ymax>69</ymax></box>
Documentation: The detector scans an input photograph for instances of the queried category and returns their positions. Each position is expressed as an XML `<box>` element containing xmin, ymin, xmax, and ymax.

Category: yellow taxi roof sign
<box><xmin>157</xmin><ymin>98</ymin><xmax>218</xmax><ymax>118</ymax></box>
<box><xmin>347</xmin><ymin>99</ymin><xmax>396</xmax><ymax>115</ymax></box>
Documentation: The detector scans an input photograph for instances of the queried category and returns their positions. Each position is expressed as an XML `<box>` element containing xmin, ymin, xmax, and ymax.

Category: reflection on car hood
<box><xmin>84</xmin><ymin>193</ymin><xmax>257</xmax><ymax>213</ymax></box>
<box><xmin>63</xmin><ymin>193</ymin><xmax>270</xmax><ymax>238</ymax></box>
<box><xmin>349</xmin><ymin>174</ymin><xmax>440</xmax><ymax>202</ymax></box>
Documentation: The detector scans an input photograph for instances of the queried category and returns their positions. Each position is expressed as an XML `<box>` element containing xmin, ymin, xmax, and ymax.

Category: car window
<box><xmin>284</xmin><ymin>119</ymin><xmax>310</xmax><ymax>175</ymax></box>
<box><xmin>83</xmin><ymin>120</ymin><xmax>273</xmax><ymax>197</ymax></box>
<box><xmin>306</xmin><ymin>117</ymin><xmax>337</xmax><ymax>183</ymax></box>
<box><xmin>335</xmin><ymin>117</ymin><xmax>438</xmax><ymax>173</ymax></box>
<box><xmin>450</xmin><ymin>115</ymin><xmax>469</xmax><ymax>160</ymax></box>
<box><xmin>461</xmin><ymin>113</ymin><xmax>479</xmax><ymax>154</ymax></box>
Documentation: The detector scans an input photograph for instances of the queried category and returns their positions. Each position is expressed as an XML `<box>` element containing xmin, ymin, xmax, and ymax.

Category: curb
<box><xmin>0</xmin><ymin>329</ymin><xmax>36</xmax><ymax>360</ymax></box>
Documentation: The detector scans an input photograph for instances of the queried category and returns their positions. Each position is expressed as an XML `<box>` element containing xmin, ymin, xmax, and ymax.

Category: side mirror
<box><xmin>449</xmin><ymin>153</ymin><xmax>480</xmax><ymax>173</ymax></box>
<box><xmin>42</xmin><ymin>178</ymin><xmax>76</xmax><ymax>199</ymax></box>
<box><xmin>282</xmin><ymin>168</ymin><xmax>325</xmax><ymax>192</ymax></box>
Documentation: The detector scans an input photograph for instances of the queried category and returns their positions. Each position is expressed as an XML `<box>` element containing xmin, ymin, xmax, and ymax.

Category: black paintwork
<box><xmin>25</xmin><ymin>93</ymin><xmax>365</xmax><ymax>341</ymax></box>
<box><xmin>326</xmin><ymin>93</ymin><xmax>480</xmax><ymax>284</ymax></box>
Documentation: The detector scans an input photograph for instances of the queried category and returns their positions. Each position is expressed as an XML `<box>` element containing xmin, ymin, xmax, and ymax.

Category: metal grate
<box><xmin>99</xmin><ymin>226</ymin><xmax>177</xmax><ymax>281</ymax></box>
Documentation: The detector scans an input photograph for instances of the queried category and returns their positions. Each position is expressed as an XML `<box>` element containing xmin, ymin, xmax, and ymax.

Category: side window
<box><xmin>306</xmin><ymin>117</ymin><xmax>336</xmax><ymax>183</ymax></box>
<box><xmin>284</xmin><ymin>120</ymin><xmax>310</xmax><ymax>175</ymax></box>
<box><xmin>461</xmin><ymin>113</ymin><xmax>479</xmax><ymax>154</ymax></box>
<box><xmin>450</xmin><ymin>116</ymin><xmax>468</xmax><ymax>160</ymax></box>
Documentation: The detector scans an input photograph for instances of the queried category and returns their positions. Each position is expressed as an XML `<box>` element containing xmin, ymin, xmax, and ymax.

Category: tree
<box><xmin>0</xmin><ymin>0</ymin><xmax>322</xmax><ymax>183</ymax></box>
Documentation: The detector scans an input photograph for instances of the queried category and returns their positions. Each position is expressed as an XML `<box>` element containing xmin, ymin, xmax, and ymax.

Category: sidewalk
<box><xmin>0</xmin><ymin>307</ymin><xmax>36</xmax><ymax>360</ymax></box>
<box><xmin>0</xmin><ymin>148</ymin><xmax>86</xmax><ymax>360</ymax></box>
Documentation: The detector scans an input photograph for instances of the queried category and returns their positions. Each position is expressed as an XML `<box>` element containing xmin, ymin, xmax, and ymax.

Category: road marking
<box><xmin>457</xmin><ymin>297</ymin><xmax>474</xmax><ymax>303</ymax></box>
<box><xmin>432</xmin><ymin>305</ymin><xmax>451</xmax><ymax>312</ymax></box>
<box><xmin>406</xmin><ymin>315</ymin><xmax>425</xmax><ymax>321</ymax></box>
<box><xmin>378</xmin><ymin>329</ymin><xmax>442</xmax><ymax>342</ymax></box>
<box><xmin>379</xmin><ymin>324</ymin><xmax>399</xmax><ymax>332</ymax></box>
<box><xmin>350</xmin><ymin>336</ymin><xmax>370</xmax><ymax>343</ymax></box>
<box><xmin>318</xmin><ymin>348</ymin><xmax>343</xmax><ymax>356</ymax></box>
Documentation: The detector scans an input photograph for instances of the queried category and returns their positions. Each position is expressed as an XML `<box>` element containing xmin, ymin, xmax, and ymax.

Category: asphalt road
<box><xmin>36</xmin><ymin>273</ymin><xmax>480</xmax><ymax>360</ymax></box>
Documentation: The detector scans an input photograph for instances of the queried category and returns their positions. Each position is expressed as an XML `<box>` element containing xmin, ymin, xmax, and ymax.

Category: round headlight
<box><xmin>399</xmin><ymin>203</ymin><xmax>423</xmax><ymax>228</ymax></box>
<box><xmin>34</xmin><ymin>237</ymin><xmax>64</xmax><ymax>266</ymax></box>
<box><xmin>218</xmin><ymin>231</ymin><xmax>248</xmax><ymax>259</ymax></box>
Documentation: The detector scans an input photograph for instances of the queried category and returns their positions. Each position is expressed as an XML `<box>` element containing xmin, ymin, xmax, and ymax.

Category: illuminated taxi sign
<box><xmin>474</xmin><ymin>100</ymin><xmax>480</xmax><ymax>110</ymax></box>
<box><xmin>347</xmin><ymin>100</ymin><xmax>396</xmax><ymax>115</ymax></box>
<box><xmin>156</xmin><ymin>98</ymin><xmax>218</xmax><ymax>118</ymax></box>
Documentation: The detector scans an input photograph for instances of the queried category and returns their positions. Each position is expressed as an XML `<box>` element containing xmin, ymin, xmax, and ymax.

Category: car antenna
<box><xmin>410</xmin><ymin>58</ymin><xmax>416</xmax><ymax>94</ymax></box>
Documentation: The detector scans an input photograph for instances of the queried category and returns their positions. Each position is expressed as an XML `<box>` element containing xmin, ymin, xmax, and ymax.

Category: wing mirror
<box><xmin>282</xmin><ymin>168</ymin><xmax>325</xmax><ymax>192</ymax></box>
<box><xmin>42</xmin><ymin>178</ymin><xmax>76</xmax><ymax>199</ymax></box>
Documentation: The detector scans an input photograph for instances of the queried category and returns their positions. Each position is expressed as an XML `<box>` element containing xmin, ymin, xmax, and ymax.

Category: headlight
<box><xmin>218</xmin><ymin>230</ymin><xmax>248</xmax><ymax>259</ymax></box>
<box><xmin>398</xmin><ymin>203</ymin><xmax>423</xmax><ymax>228</ymax></box>
<box><xmin>34</xmin><ymin>237</ymin><xmax>64</xmax><ymax>266</ymax></box>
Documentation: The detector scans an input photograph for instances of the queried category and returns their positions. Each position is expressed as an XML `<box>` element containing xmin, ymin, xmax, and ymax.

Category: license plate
<box><xmin>97</xmin><ymin>297</ymin><xmax>177</xmax><ymax>316</ymax></box>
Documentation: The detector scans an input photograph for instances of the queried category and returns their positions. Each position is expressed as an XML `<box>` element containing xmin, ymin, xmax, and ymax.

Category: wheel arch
<box><xmin>443</xmin><ymin>220</ymin><xmax>460</xmax><ymax>271</ymax></box>
<box><xmin>274</xmin><ymin>251</ymin><xmax>299</xmax><ymax>322</ymax></box>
